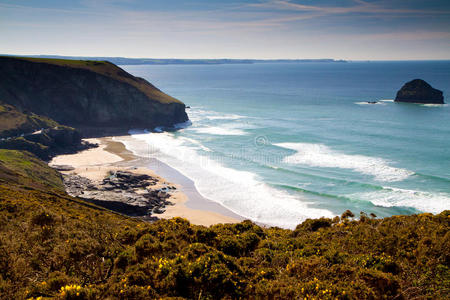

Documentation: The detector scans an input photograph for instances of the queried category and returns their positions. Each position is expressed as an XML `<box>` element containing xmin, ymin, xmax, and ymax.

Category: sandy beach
<box><xmin>49</xmin><ymin>137</ymin><xmax>241</xmax><ymax>226</ymax></box>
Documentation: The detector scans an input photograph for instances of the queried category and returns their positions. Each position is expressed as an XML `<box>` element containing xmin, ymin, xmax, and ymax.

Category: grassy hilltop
<box><xmin>0</xmin><ymin>149</ymin><xmax>448</xmax><ymax>299</ymax></box>
<box><xmin>10</xmin><ymin>57</ymin><xmax>182</xmax><ymax>105</ymax></box>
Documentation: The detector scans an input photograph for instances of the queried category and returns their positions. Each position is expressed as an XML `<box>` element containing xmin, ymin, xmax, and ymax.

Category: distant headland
<box><xmin>0</xmin><ymin>54</ymin><xmax>347</xmax><ymax>65</ymax></box>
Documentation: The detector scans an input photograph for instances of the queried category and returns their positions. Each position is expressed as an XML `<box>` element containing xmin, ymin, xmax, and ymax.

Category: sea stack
<box><xmin>395</xmin><ymin>79</ymin><xmax>444</xmax><ymax>104</ymax></box>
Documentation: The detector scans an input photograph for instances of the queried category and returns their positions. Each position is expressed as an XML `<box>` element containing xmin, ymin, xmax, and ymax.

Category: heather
<box><xmin>0</xmin><ymin>150</ymin><xmax>448</xmax><ymax>299</ymax></box>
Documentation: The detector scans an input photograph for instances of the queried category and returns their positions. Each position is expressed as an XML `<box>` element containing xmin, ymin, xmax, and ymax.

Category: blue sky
<box><xmin>1</xmin><ymin>0</ymin><xmax>449</xmax><ymax>60</ymax></box>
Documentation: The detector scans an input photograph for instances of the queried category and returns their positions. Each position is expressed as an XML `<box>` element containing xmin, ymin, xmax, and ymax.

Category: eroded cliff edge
<box><xmin>0</xmin><ymin>57</ymin><xmax>188</xmax><ymax>131</ymax></box>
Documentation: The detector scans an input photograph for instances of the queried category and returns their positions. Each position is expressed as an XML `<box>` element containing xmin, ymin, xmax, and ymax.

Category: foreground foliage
<box><xmin>0</xmin><ymin>150</ymin><xmax>448</xmax><ymax>299</ymax></box>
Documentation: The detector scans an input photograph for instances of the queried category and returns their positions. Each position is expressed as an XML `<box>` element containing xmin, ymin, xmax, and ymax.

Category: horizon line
<box><xmin>1</xmin><ymin>53</ymin><xmax>450</xmax><ymax>62</ymax></box>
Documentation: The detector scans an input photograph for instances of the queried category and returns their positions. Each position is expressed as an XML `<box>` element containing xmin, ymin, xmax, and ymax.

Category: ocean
<box><xmin>118</xmin><ymin>61</ymin><xmax>450</xmax><ymax>229</ymax></box>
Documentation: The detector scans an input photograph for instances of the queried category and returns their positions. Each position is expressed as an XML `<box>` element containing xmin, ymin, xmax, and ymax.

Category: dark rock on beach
<box><xmin>395</xmin><ymin>79</ymin><xmax>444</xmax><ymax>104</ymax></box>
<box><xmin>63</xmin><ymin>170</ymin><xmax>174</xmax><ymax>218</ymax></box>
<box><xmin>51</xmin><ymin>165</ymin><xmax>75</xmax><ymax>171</ymax></box>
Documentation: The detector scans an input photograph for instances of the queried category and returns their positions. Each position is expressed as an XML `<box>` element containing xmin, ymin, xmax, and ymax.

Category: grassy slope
<box><xmin>0</xmin><ymin>103</ymin><xmax>58</xmax><ymax>138</ymax></box>
<box><xmin>0</xmin><ymin>150</ymin><xmax>448</xmax><ymax>299</ymax></box>
<box><xmin>7</xmin><ymin>56</ymin><xmax>183</xmax><ymax>105</ymax></box>
<box><xmin>0</xmin><ymin>149</ymin><xmax>63</xmax><ymax>190</ymax></box>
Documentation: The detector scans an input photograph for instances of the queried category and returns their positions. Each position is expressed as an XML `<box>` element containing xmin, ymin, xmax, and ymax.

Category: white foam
<box><xmin>119</xmin><ymin>131</ymin><xmax>333</xmax><ymax>229</ymax></box>
<box><xmin>192</xmin><ymin>126</ymin><xmax>248</xmax><ymax>136</ymax></box>
<box><xmin>173</xmin><ymin>120</ymin><xmax>192</xmax><ymax>129</ymax></box>
<box><xmin>353</xmin><ymin>187</ymin><xmax>450</xmax><ymax>214</ymax></box>
<box><xmin>187</xmin><ymin>107</ymin><xmax>246</xmax><ymax>122</ymax></box>
<box><xmin>379</xmin><ymin>99</ymin><xmax>394</xmax><ymax>102</ymax></box>
<box><xmin>275</xmin><ymin>143</ymin><xmax>413</xmax><ymax>182</ymax></box>
<box><xmin>179</xmin><ymin>136</ymin><xmax>213</xmax><ymax>152</ymax></box>
<box><xmin>355</xmin><ymin>101</ymin><xmax>386</xmax><ymax>105</ymax></box>
<box><xmin>420</xmin><ymin>104</ymin><xmax>448</xmax><ymax>107</ymax></box>
<box><xmin>206</xmin><ymin>114</ymin><xmax>244</xmax><ymax>120</ymax></box>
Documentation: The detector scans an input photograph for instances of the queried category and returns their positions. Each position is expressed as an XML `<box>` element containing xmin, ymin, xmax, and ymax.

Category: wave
<box><xmin>187</xmin><ymin>107</ymin><xmax>247</xmax><ymax>122</ymax></box>
<box><xmin>420</xmin><ymin>103</ymin><xmax>448</xmax><ymax>107</ymax></box>
<box><xmin>379</xmin><ymin>99</ymin><xmax>394</xmax><ymax>102</ymax></box>
<box><xmin>352</xmin><ymin>187</ymin><xmax>450</xmax><ymax>214</ymax></box>
<box><xmin>414</xmin><ymin>172</ymin><xmax>450</xmax><ymax>183</ymax></box>
<box><xmin>273</xmin><ymin>183</ymin><xmax>355</xmax><ymax>201</ymax></box>
<box><xmin>122</xmin><ymin>131</ymin><xmax>334</xmax><ymax>229</ymax></box>
<box><xmin>275</xmin><ymin>143</ymin><xmax>413</xmax><ymax>182</ymax></box>
<box><xmin>192</xmin><ymin>126</ymin><xmax>248</xmax><ymax>136</ymax></box>
<box><xmin>174</xmin><ymin>120</ymin><xmax>192</xmax><ymax>129</ymax></box>
<box><xmin>206</xmin><ymin>114</ymin><xmax>245</xmax><ymax>120</ymax></box>
<box><xmin>276</xmin><ymin>183</ymin><xmax>449</xmax><ymax>214</ymax></box>
<box><xmin>355</xmin><ymin>101</ymin><xmax>386</xmax><ymax>105</ymax></box>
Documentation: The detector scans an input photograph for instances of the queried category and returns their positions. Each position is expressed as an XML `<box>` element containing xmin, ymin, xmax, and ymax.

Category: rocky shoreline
<box><xmin>62</xmin><ymin>170</ymin><xmax>176</xmax><ymax>221</ymax></box>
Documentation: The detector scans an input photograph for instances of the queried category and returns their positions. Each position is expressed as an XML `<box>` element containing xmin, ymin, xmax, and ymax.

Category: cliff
<box><xmin>0</xmin><ymin>57</ymin><xmax>188</xmax><ymax>130</ymax></box>
<box><xmin>395</xmin><ymin>79</ymin><xmax>444</xmax><ymax>104</ymax></box>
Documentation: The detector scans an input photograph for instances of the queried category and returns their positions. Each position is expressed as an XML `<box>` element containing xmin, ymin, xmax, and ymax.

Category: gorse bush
<box><xmin>0</xmin><ymin>150</ymin><xmax>449</xmax><ymax>299</ymax></box>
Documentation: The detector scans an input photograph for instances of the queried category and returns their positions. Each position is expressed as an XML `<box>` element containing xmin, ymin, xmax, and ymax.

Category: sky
<box><xmin>1</xmin><ymin>0</ymin><xmax>450</xmax><ymax>60</ymax></box>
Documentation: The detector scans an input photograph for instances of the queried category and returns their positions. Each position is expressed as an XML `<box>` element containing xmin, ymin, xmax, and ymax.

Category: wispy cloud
<box><xmin>1</xmin><ymin>0</ymin><xmax>449</xmax><ymax>59</ymax></box>
<box><xmin>356</xmin><ymin>30</ymin><xmax>450</xmax><ymax>41</ymax></box>
<box><xmin>0</xmin><ymin>2</ymin><xmax>109</xmax><ymax>16</ymax></box>
<box><xmin>252</xmin><ymin>0</ymin><xmax>450</xmax><ymax>17</ymax></box>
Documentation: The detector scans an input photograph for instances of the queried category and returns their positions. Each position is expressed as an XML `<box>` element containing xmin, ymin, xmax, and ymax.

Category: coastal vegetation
<box><xmin>0</xmin><ymin>149</ymin><xmax>448</xmax><ymax>299</ymax></box>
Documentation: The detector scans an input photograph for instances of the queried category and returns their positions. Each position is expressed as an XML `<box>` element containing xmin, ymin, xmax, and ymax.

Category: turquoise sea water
<box><xmin>120</xmin><ymin>62</ymin><xmax>450</xmax><ymax>228</ymax></box>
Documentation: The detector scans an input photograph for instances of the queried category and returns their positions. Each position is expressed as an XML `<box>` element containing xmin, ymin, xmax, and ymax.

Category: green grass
<box><xmin>0</xmin><ymin>149</ymin><xmax>63</xmax><ymax>190</ymax></box>
<box><xmin>0</xmin><ymin>150</ymin><xmax>448</xmax><ymax>299</ymax></box>
<box><xmin>5</xmin><ymin>56</ymin><xmax>183</xmax><ymax>105</ymax></box>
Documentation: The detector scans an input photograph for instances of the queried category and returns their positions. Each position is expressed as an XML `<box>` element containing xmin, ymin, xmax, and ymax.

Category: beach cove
<box><xmin>49</xmin><ymin>137</ymin><xmax>242</xmax><ymax>226</ymax></box>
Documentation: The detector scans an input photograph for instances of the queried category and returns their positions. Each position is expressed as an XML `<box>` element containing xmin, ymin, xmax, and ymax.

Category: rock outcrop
<box><xmin>0</xmin><ymin>102</ymin><xmax>91</xmax><ymax>160</ymax></box>
<box><xmin>395</xmin><ymin>79</ymin><xmax>444</xmax><ymax>104</ymax></box>
<box><xmin>0</xmin><ymin>56</ymin><xmax>188</xmax><ymax>131</ymax></box>
<box><xmin>63</xmin><ymin>170</ymin><xmax>175</xmax><ymax>218</ymax></box>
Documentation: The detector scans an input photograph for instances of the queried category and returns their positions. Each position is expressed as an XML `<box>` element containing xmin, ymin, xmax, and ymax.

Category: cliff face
<box><xmin>0</xmin><ymin>57</ymin><xmax>188</xmax><ymax>129</ymax></box>
<box><xmin>395</xmin><ymin>79</ymin><xmax>444</xmax><ymax>104</ymax></box>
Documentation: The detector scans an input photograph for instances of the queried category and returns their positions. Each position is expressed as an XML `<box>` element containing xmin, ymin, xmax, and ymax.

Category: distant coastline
<box><xmin>0</xmin><ymin>54</ymin><xmax>346</xmax><ymax>65</ymax></box>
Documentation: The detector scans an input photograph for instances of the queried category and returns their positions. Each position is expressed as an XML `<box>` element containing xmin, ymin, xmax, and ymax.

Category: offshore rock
<box><xmin>395</xmin><ymin>79</ymin><xmax>444</xmax><ymax>104</ymax></box>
